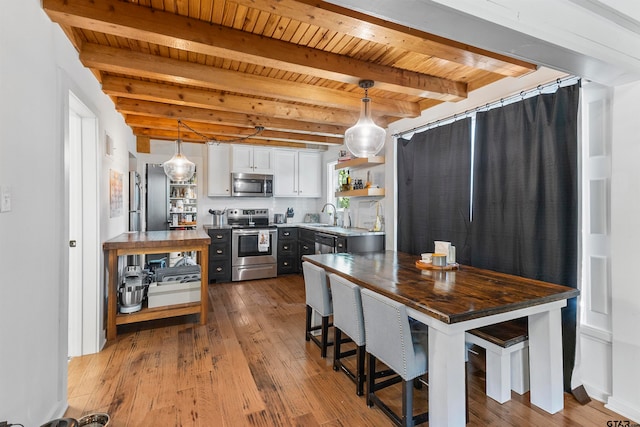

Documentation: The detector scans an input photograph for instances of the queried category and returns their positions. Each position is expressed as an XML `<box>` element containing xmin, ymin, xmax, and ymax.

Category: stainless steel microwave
<box><xmin>231</xmin><ymin>172</ymin><xmax>273</xmax><ymax>197</ymax></box>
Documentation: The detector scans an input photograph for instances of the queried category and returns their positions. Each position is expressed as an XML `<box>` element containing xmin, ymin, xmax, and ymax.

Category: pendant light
<box><xmin>344</xmin><ymin>80</ymin><xmax>386</xmax><ymax>158</ymax></box>
<box><xmin>163</xmin><ymin>120</ymin><xmax>195</xmax><ymax>182</ymax></box>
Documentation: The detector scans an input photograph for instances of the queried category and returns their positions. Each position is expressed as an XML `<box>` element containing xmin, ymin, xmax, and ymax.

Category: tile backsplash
<box><xmin>199</xmin><ymin>196</ymin><xmax>322</xmax><ymax>225</ymax></box>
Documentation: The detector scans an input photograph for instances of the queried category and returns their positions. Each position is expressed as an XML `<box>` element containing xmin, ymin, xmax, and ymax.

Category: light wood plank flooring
<box><xmin>66</xmin><ymin>274</ymin><xmax>626</xmax><ymax>426</ymax></box>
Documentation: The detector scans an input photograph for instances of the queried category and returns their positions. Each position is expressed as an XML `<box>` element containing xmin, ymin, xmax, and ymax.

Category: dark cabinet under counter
<box><xmin>206</xmin><ymin>228</ymin><xmax>231</xmax><ymax>283</ymax></box>
<box><xmin>298</xmin><ymin>228</ymin><xmax>316</xmax><ymax>270</ymax></box>
<box><xmin>337</xmin><ymin>234</ymin><xmax>384</xmax><ymax>253</ymax></box>
<box><xmin>277</xmin><ymin>227</ymin><xmax>299</xmax><ymax>274</ymax></box>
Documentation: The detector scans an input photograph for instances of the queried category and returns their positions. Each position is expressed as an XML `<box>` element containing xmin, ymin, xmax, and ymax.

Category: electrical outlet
<box><xmin>0</xmin><ymin>185</ymin><xmax>11</xmax><ymax>212</ymax></box>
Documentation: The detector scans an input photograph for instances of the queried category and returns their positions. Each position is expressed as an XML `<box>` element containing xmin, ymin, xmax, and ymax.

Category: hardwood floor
<box><xmin>66</xmin><ymin>274</ymin><xmax>625</xmax><ymax>426</ymax></box>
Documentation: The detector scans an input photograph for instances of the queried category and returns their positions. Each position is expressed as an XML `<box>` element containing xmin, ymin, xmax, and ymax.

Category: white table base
<box><xmin>408</xmin><ymin>299</ymin><xmax>567</xmax><ymax>427</ymax></box>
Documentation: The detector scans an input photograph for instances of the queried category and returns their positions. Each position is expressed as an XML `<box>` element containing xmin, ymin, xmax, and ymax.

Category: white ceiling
<box><xmin>327</xmin><ymin>0</ymin><xmax>640</xmax><ymax>86</ymax></box>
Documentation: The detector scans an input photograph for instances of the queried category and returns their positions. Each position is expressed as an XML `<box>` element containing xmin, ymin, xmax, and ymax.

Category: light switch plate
<box><xmin>1</xmin><ymin>185</ymin><xmax>11</xmax><ymax>212</ymax></box>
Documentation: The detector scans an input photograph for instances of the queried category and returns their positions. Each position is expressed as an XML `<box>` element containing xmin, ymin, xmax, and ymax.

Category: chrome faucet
<box><xmin>321</xmin><ymin>203</ymin><xmax>337</xmax><ymax>226</ymax></box>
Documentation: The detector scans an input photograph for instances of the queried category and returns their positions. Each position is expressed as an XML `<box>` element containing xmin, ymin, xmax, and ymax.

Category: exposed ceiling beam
<box><xmin>80</xmin><ymin>43</ymin><xmax>420</xmax><ymax>118</ymax></box>
<box><xmin>43</xmin><ymin>0</ymin><xmax>468</xmax><ymax>100</ymax></box>
<box><xmin>101</xmin><ymin>75</ymin><xmax>388</xmax><ymax>128</ymax></box>
<box><xmin>136</xmin><ymin>136</ymin><xmax>151</xmax><ymax>154</ymax></box>
<box><xmin>125</xmin><ymin>115</ymin><xmax>343</xmax><ymax>145</ymax></box>
<box><xmin>233</xmin><ymin>0</ymin><xmax>537</xmax><ymax>77</ymax></box>
<box><xmin>115</xmin><ymin>98</ymin><xmax>349</xmax><ymax>136</ymax></box>
<box><xmin>135</xmin><ymin>127</ymin><xmax>311</xmax><ymax>149</ymax></box>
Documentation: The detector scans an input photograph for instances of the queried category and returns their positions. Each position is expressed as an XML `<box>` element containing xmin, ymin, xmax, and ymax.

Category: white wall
<box><xmin>607</xmin><ymin>80</ymin><xmax>640</xmax><ymax>421</ymax></box>
<box><xmin>0</xmin><ymin>1</ymin><xmax>133</xmax><ymax>425</ymax></box>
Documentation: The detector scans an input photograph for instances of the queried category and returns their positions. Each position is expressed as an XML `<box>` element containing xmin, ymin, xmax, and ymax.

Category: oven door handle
<box><xmin>232</xmin><ymin>228</ymin><xmax>275</xmax><ymax>236</ymax></box>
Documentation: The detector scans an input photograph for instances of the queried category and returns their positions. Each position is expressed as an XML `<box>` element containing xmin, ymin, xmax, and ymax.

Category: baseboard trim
<box><xmin>606</xmin><ymin>396</ymin><xmax>640</xmax><ymax>423</ymax></box>
<box><xmin>583</xmin><ymin>381</ymin><xmax>610</xmax><ymax>403</ymax></box>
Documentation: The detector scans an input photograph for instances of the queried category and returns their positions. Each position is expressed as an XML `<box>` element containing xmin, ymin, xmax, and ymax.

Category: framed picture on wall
<box><xmin>109</xmin><ymin>169</ymin><xmax>123</xmax><ymax>218</ymax></box>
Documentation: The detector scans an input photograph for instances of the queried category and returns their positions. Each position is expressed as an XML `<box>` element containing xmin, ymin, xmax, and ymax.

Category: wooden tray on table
<box><xmin>415</xmin><ymin>260</ymin><xmax>459</xmax><ymax>271</ymax></box>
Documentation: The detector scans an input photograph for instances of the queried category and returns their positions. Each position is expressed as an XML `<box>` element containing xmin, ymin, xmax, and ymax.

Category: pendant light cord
<box><xmin>178</xmin><ymin>120</ymin><xmax>264</xmax><ymax>145</ymax></box>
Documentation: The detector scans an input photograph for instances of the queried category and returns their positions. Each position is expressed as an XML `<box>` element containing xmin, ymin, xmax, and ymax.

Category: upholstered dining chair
<box><xmin>360</xmin><ymin>288</ymin><xmax>429</xmax><ymax>427</ymax></box>
<box><xmin>328</xmin><ymin>273</ymin><xmax>367</xmax><ymax>396</ymax></box>
<box><xmin>302</xmin><ymin>261</ymin><xmax>333</xmax><ymax>358</ymax></box>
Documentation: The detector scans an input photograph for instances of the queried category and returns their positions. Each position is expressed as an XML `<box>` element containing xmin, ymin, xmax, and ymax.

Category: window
<box><xmin>326</xmin><ymin>160</ymin><xmax>349</xmax><ymax>210</ymax></box>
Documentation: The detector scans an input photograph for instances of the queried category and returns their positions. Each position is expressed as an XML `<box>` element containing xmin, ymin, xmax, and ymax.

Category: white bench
<box><xmin>466</xmin><ymin>318</ymin><xmax>530</xmax><ymax>404</ymax></box>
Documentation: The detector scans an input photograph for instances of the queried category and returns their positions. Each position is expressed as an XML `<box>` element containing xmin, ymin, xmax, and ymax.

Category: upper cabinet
<box><xmin>273</xmin><ymin>149</ymin><xmax>322</xmax><ymax>198</ymax></box>
<box><xmin>273</xmin><ymin>149</ymin><xmax>298</xmax><ymax>197</ymax></box>
<box><xmin>207</xmin><ymin>144</ymin><xmax>231</xmax><ymax>197</ymax></box>
<box><xmin>298</xmin><ymin>151</ymin><xmax>322</xmax><ymax>197</ymax></box>
<box><xmin>231</xmin><ymin>145</ymin><xmax>273</xmax><ymax>174</ymax></box>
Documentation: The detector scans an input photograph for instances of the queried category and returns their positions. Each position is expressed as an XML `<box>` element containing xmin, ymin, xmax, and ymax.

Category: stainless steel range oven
<box><xmin>227</xmin><ymin>208</ymin><xmax>278</xmax><ymax>281</ymax></box>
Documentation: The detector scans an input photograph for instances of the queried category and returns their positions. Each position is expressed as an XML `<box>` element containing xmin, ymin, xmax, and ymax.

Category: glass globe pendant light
<box><xmin>344</xmin><ymin>80</ymin><xmax>386</xmax><ymax>158</ymax></box>
<box><xmin>163</xmin><ymin>120</ymin><xmax>195</xmax><ymax>182</ymax></box>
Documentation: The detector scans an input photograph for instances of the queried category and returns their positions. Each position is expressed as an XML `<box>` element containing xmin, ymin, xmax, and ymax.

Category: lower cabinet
<box><xmin>338</xmin><ymin>234</ymin><xmax>385</xmax><ymax>253</ymax></box>
<box><xmin>298</xmin><ymin>228</ymin><xmax>316</xmax><ymax>270</ymax></box>
<box><xmin>277</xmin><ymin>227</ymin><xmax>299</xmax><ymax>274</ymax></box>
<box><xmin>207</xmin><ymin>228</ymin><xmax>231</xmax><ymax>283</ymax></box>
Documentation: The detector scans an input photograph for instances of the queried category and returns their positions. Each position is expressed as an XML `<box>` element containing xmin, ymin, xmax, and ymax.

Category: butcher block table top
<box><xmin>302</xmin><ymin>250</ymin><xmax>579</xmax><ymax>324</ymax></box>
<box><xmin>103</xmin><ymin>229</ymin><xmax>210</xmax><ymax>254</ymax></box>
<box><xmin>103</xmin><ymin>229</ymin><xmax>211</xmax><ymax>340</ymax></box>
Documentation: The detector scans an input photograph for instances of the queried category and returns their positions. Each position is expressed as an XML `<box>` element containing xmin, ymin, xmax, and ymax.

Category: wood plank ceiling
<box><xmin>43</xmin><ymin>0</ymin><xmax>537</xmax><ymax>152</ymax></box>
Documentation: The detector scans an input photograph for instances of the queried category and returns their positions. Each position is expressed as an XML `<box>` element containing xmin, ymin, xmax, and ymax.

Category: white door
<box><xmin>68</xmin><ymin>110</ymin><xmax>83</xmax><ymax>357</ymax></box>
<box><xmin>68</xmin><ymin>92</ymin><xmax>100</xmax><ymax>356</ymax></box>
<box><xmin>577</xmin><ymin>81</ymin><xmax>613</xmax><ymax>398</ymax></box>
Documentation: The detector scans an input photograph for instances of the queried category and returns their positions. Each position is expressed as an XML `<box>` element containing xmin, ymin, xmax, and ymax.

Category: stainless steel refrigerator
<box><xmin>144</xmin><ymin>164</ymin><xmax>171</xmax><ymax>267</ymax></box>
<box><xmin>129</xmin><ymin>171</ymin><xmax>142</xmax><ymax>231</ymax></box>
<box><xmin>145</xmin><ymin>164</ymin><xmax>169</xmax><ymax>231</ymax></box>
<box><xmin>128</xmin><ymin>171</ymin><xmax>142</xmax><ymax>266</ymax></box>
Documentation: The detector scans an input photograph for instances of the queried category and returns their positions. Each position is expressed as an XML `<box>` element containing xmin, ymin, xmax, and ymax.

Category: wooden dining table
<box><xmin>302</xmin><ymin>251</ymin><xmax>580</xmax><ymax>427</ymax></box>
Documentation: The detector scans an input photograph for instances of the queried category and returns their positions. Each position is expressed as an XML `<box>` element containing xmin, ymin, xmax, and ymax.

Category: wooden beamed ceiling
<box><xmin>43</xmin><ymin>0</ymin><xmax>537</xmax><ymax>152</ymax></box>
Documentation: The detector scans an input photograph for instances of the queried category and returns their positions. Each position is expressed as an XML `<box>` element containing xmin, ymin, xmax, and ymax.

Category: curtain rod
<box><xmin>394</xmin><ymin>75</ymin><xmax>580</xmax><ymax>138</ymax></box>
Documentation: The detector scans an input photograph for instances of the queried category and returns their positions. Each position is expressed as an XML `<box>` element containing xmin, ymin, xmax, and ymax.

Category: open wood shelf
<box><xmin>115</xmin><ymin>301</ymin><xmax>201</xmax><ymax>325</ymax></box>
<box><xmin>335</xmin><ymin>188</ymin><xmax>385</xmax><ymax>197</ymax></box>
<box><xmin>335</xmin><ymin>156</ymin><xmax>384</xmax><ymax>170</ymax></box>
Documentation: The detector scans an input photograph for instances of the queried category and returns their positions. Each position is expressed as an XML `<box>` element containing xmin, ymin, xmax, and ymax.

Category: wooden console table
<box><xmin>103</xmin><ymin>229</ymin><xmax>210</xmax><ymax>340</ymax></box>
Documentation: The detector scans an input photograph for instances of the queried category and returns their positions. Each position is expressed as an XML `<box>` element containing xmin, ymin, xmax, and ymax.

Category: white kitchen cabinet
<box><xmin>231</xmin><ymin>145</ymin><xmax>273</xmax><ymax>174</ymax></box>
<box><xmin>273</xmin><ymin>149</ymin><xmax>321</xmax><ymax>198</ymax></box>
<box><xmin>207</xmin><ymin>144</ymin><xmax>231</xmax><ymax>196</ymax></box>
<box><xmin>273</xmin><ymin>149</ymin><xmax>298</xmax><ymax>197</ymax></box>
<box><xmin>298</xmin><ymin>151</ymin><xmax>322</xmax><ymax>197</ymax></box>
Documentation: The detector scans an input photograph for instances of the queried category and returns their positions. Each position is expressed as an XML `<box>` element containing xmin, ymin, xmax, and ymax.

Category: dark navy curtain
<box><xmin>470</xmin><ymin>83</ymin><xmax>580</xmax><ymax>391</ymax></box>
<box><xmin>397</xmin><ymin>118</ymin><xmax>472</xmax><ymax>263</ymax></box>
